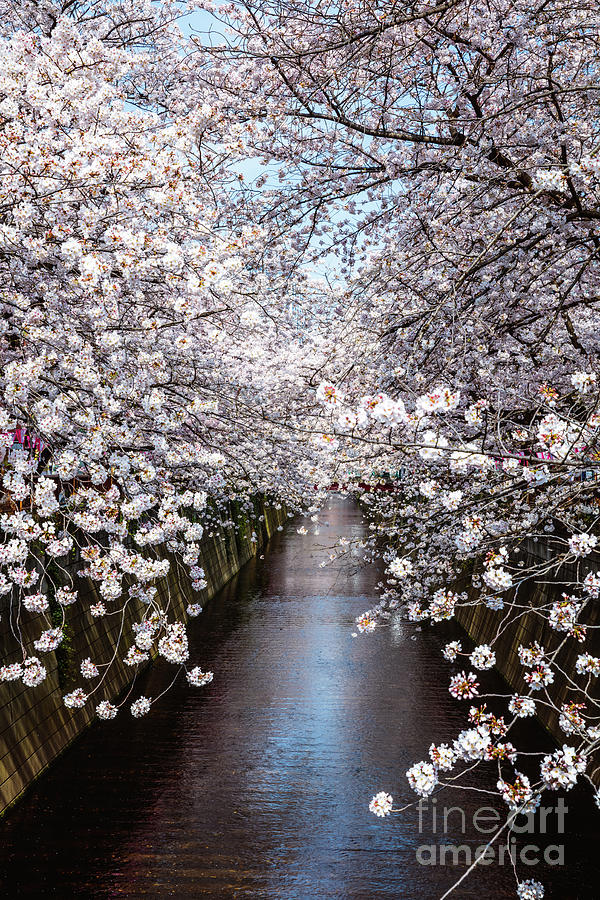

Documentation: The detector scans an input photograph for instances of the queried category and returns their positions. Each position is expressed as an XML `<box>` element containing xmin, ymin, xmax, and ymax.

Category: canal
<box><xmin>1</xmin><ymin>499</ymin><xmax>598</xmax><ymax>898</ymax></box>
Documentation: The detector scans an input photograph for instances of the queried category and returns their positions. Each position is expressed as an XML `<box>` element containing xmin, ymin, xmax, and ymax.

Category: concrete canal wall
<box><xmin>0</xmin><ymin>500</ymin><xmax>287</xmax><ymax>814</ymax></box>
<box><xmin>455</xmin><ymin>539</ymin><xmax>600</xmax><ymax>780</ymax></box>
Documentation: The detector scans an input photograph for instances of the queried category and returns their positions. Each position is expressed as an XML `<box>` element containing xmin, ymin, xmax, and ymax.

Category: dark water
<box><xmin>1</xmin><ymin>499</ymin><xmax>599</xmax><ymax>899</ymax></box>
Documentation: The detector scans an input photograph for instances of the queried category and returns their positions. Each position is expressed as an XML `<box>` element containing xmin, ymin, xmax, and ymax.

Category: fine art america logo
<box><xmin>415</xmin><ymin>798</ymin><xmax>567</xmax><ymax>867</ymax></box>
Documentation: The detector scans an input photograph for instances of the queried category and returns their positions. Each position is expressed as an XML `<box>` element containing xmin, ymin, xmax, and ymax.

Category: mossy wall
<box><xmin>0</xmin><ymin>500</ymin><xmax>287</xmax><ymax>813</ymax></box>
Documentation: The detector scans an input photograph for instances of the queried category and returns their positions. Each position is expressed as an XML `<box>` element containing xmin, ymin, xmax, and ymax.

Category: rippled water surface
<box><xmin>2</xmin><ymin>499</ymin><xmax>599</xmax><ymax>898</ymax></box>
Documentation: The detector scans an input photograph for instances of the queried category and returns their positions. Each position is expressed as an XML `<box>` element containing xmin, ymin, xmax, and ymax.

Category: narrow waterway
<box><xmin>1</xmin><ymin>499</ymin><xmax>598</xmax><ymax>898</ymax></box>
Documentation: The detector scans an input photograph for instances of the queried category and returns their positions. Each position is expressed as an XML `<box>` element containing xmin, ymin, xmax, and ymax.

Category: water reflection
<box><xmin>1</xmin><ymin>498</ymin><xmax>598</xmax><ymax>898</ymax></box>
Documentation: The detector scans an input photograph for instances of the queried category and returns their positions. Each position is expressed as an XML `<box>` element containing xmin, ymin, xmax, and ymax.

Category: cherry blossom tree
<box><xmin>192</xmin><ymin>1</ymin><xmax>600</xmax><ymax>895</ymax></box>
<box><xmin>3</xmin><ymin>0</ymin><xmax>600</xmax><ymax>894</ymax></box>
<box><xmin>0</xmin><ymin>0</ymin><xmax>338</xmax><ymax>721</ymax></box>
